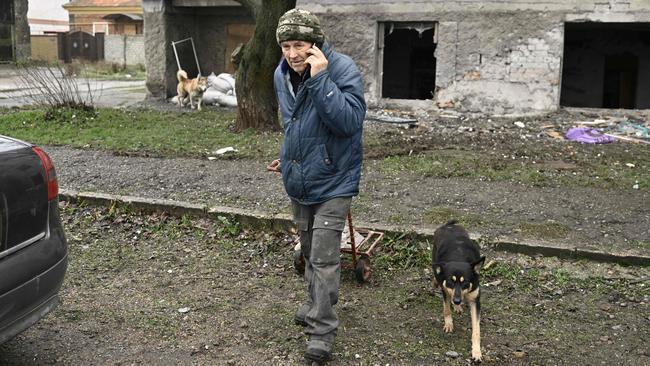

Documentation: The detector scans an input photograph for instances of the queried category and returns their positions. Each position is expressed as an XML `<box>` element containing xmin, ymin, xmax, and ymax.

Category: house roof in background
<box><xmin>103</xmin><ymin>13</ymin><xmax>143</xmax><ymax>20</ymax></box>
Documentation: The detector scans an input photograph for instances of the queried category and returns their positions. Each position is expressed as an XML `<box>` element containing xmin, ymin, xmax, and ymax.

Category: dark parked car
<box><xmin>0</xmin><ymin>135</ymin><xmax>68</xmax><ymax>344</ymax></box>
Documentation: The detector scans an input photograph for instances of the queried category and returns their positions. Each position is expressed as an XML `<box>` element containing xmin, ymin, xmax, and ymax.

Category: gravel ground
<box><xmin>0</xmin><ymin>204</ymin><xmax>648</xmax><ymax>365</ymax></box>
<box><xmin>2</xmin><ymin>74</ymin><xmax>649</xmax><ymax>365</ymax></box>
<box><xmin>44</xmin><ymin>105</ymin><xmax>650</xmax><ymax>259</ymax></box>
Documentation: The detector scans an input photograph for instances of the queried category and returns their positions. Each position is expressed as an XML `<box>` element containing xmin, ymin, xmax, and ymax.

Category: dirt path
<box><xmin>1</xmin><ymin>205</ymin><xmax>648</xmax><ymax>365</ymax></box>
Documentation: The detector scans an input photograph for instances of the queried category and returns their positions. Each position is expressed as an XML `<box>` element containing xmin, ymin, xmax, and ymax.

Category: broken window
<box><xmin>561</xmin><ymin>22</ymin><xmax>650</xmax><ymax>109</ymax></box>
<box><xmin>379</xmin><ymin>22</ymin><xmax>436</xmax><ymax>100</ymax></box>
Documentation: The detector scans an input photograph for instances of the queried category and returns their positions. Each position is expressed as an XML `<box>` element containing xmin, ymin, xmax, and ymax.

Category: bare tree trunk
<box><xmin>234</xmin><ymin>0</ymin><xmax>296</xmax><ymax>132</ymax></box>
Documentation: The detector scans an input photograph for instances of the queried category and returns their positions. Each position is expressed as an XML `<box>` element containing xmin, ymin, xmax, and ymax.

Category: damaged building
<box><xmin>142</xmin><ymin>0</ymin><xmax>650</xmax><ymax>115</ymax></box>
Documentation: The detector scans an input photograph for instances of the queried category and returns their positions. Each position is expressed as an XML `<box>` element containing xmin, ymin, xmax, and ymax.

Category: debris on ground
<box><xmin>213</xmin><ymin>147</ymin><xmax>238</xmax><ymax>155</ymax></box>
<box><xmin>568</xmin><ymin>116</ymin><xmax>650</xmax><ymax>145</ymax></box>
<box><xmin>565</xmin><ymin>127</ymin><xmax>616</xmax><ymax>144</ymax></box>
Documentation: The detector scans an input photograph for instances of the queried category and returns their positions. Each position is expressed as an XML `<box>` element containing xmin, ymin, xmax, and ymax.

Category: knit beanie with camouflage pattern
<box><xmin>276</xmin><ymin>9</ymin><xmax>325</xmax><ymax>45</ymax></box>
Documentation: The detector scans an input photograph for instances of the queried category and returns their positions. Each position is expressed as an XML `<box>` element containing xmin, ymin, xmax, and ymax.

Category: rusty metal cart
<box><xmin>293</xmin><ymin>211</ymin><xmax>384</xmax><ymax>283</ymax></box>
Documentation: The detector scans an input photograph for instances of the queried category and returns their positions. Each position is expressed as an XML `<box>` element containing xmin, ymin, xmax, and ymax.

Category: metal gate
<box><xmin>60</xmin><ymin>31</ymin><xmax>104</xmax><ymax>62</ymax></box>
<box><xmin>68</xmin><ymin>31</ymin><xmax>96</xmax><ymax>61</ymax></box>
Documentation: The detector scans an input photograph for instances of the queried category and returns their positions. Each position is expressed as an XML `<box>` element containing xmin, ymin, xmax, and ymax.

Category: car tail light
<box><xmin>32</xmin><ymin>146</ymin><xmax>59</xmax><ymax>201</ymax></box>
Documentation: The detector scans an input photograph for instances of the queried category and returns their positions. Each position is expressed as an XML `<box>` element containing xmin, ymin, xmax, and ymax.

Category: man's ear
<box><xmin>472</xmin><ymin>256</ymin><xmax>486</xmax><ymax>274</ymax></box>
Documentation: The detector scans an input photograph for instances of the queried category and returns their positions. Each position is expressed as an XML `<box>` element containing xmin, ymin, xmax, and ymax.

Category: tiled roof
<box><xmin>65</xmin><ymin>0</ymin><xmax>142</xmax><ymax>7</ymax></box>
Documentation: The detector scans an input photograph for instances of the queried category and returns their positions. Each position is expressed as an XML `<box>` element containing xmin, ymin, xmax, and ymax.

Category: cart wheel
<box><xmin>293</xmin><ymin>250</ymin><xmax>305</xmax><ymax>276</ymax></box>
<box><xmin>355</xmin><ymin>254</ymin><xmax>371</xmax><ymax>283</ymax></box>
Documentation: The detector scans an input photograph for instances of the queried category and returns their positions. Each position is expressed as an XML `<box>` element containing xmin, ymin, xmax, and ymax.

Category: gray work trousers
<box><xmin>292</xmin><ymin>197</ymin><xmax>352</xmax><ymax>338</ymax></box>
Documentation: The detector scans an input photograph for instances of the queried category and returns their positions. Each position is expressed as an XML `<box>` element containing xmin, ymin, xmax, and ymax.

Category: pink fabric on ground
<box><xmin>565</xmin><ymin>127</ymin><xmax>616</xmax><ymax>144</ymax></box>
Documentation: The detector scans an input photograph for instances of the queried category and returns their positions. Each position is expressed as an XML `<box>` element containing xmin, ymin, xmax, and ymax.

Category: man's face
<box><xmin>280</xmin><ymin>40</ymin><xmax>313</xmax><ymax>75</ymax></box>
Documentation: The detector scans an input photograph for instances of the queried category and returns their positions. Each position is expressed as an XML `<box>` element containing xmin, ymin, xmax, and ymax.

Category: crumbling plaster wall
<box><xmin>300</xmin><ymin>0</ymin><xmax>650</xmax><ymax>115</ymax></box>
<box><xmin>143</xmin><ymin>0</ymin><xmax>252</xmax><ymax>98</ymax></box>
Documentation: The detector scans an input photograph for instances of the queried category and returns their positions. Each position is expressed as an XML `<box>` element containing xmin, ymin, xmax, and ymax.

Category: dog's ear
<box><xmin>472</xmin><ymin>256</ymin><xmax>486</xmax><ymax>274</ymax></box>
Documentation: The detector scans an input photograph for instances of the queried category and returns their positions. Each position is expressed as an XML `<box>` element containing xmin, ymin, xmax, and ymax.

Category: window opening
<box><xmin>561</xmin><ymin>22</ymin><xmax>650</xmax><ymax>109</ymax></box>
<box><xmin>381</xmin><ymin>22</ymin><xmax>436</xmax><ymax>100</ymax></box>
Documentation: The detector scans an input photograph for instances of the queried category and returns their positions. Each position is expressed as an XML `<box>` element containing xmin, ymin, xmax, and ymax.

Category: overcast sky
<box><xmin>27</xmin><ymin>0</ymin><xmax>69</xmax><ymax>21</ymax></box>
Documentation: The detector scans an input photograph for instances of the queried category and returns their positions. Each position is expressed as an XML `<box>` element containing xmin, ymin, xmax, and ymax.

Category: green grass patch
<box><xmin>0</xmin><ymin>107</ymin><xmax>282</xmax><ymax>159</ymax></box>
<box><xmin>517</xmin><ymin>221</ymin><xmax>570</xmax><ymax>240</ymax></box>
<box><xmin>373</xmin><ymin>234</ymin><xmax>431</xmax><ymax>270</ymax></box>
<box><xmin>552</xmin><ymin>269</ymin><xmax>571</xmax><ymax>287</ymax></box>
<box><xmin>483</xmin><ymin>262</ymin><xmax>519</xmax><ymax>281</ymax></box>
<box><xmin>125</xmin><ymin>87</ymin><xmax>147</xmax><ymax>93</ymax></box>
<box><xmin>74</xmin><ymin>61</ymin><xmax>147</xmax><ymax>81</ymax></box>
<box><xmin>372</xmin><ymin>147</ymin><xmax>649</xmax><ymax>191</ymax></box>
<box><xmin>377</xmin><ymin>150</ymin><xmax>555</xmax><ymax>184</ymax></box>
<box><xmin>631</xmin><ymin>240</ymin><xmax>649</xmax><ymax>250</ymax></box>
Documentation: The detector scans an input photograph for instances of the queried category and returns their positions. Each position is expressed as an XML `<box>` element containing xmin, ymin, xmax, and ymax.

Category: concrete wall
<box><xmin>143</xmin><ymin>0</ymin><xmax>169</xmax><ymax>98</ymax></box>
<box><xmin>14</xmin><ymin>0</ymin><xmax>30</xmax><ymax>60</ymax></box>
<box><xmin>105</xmin><ymin>34</ymin><xmax>146</xmax><ymax>66</ymax></box>
<box><xmin>30</xmin><ymin>35</ymin><xmax>58</xmax><ymax>63</ymax></box>
<box><xmin>298</xmin><ymin>0</ymin><xmax>650</xmax><ymax>115</ymax></box>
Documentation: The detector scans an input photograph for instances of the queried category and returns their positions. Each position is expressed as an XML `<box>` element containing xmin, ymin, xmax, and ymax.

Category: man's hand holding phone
<box><xmin>304</xmin><ymin>44</ymin><xmax>328</xmax><ymax>77</ymax></box>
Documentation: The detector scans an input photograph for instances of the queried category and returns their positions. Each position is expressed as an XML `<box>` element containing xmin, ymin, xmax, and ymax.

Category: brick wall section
<box><xmin>105</xmin><ymin>34</ymin><xmax>145</xmax><ymax>66</ymax></box>
<box><xmin>70</xmin><ymin>15</ymin><xmax>107</xmax><ymax>34</ymax></box>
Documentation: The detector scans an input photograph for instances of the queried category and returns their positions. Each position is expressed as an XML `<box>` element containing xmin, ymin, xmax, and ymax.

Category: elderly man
<box><xmin>266</xmin><ymin>8</ymin><xmax>366</xmax><ymax>364</ymax></box>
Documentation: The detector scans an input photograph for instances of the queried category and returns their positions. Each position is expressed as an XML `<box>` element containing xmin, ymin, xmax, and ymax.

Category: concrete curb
<box><xmin>59</xmin><ymin>189</ymin><xmax>650</xmax><ymax>266</ymax></box>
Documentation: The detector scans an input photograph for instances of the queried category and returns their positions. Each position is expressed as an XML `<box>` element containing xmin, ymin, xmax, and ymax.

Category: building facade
<box><xmin>143</xmin><ymin>0</ymin><xmax>650</xmax><ymax>115</ymax></box>
<box><xmin>63</xmin><ymin>0</ymin><xmax>144</xmax><ymax>35</ymax></box>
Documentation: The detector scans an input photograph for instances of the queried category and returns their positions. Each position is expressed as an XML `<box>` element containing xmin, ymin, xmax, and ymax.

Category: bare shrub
<box><xmin>14</xmin><ymin>61</ymin><xmax>101</xmax><ymax>116</ymax></box>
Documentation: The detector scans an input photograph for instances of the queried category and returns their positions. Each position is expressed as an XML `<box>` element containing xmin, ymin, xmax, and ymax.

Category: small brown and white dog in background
<box><xmin>176</xmin><ymin>70</ymin><xmax>208</xmax><ymax>110</ymax></box>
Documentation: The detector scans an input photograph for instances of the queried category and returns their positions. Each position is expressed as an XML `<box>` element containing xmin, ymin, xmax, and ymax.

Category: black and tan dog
<box><xmin>432</xmin><ymin>220</ymin><xmax>485</xmax><ymax>362</ymax></box>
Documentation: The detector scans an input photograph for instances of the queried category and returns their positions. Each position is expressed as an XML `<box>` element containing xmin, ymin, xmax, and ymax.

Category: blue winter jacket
<box><xmin>274</xmin><ymin>42</ymin><xmax>366</xmax><ymax>205</ymax></box>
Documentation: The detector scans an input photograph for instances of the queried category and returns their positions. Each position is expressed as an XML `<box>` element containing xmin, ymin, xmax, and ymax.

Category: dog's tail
<box><xmin>444</xmin><ymin>219</ymin><xmax>458</xmax><ymax>226</ymax></box>
<box><xmin>177</xmin><ymin>69</ymin><xmax>188</xmax><ymax>82</ymax></box>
